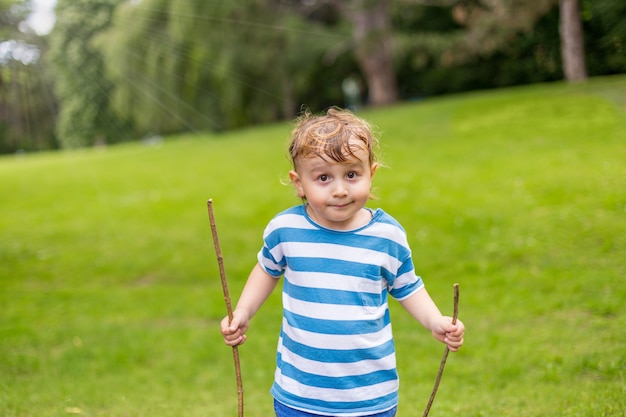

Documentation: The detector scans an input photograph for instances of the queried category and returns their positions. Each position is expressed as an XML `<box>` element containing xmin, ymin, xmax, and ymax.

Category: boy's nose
<box><xmin>333</xmin><ymin>181</ymin><xmax>349</xmax><ymax>197</ymax></box>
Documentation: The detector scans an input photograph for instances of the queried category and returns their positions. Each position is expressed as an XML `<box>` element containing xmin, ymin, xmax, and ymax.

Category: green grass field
<box><xmin>1</xmin><ymin>75</ymin><xmax>624</xmax><ymax>417</ymax></box>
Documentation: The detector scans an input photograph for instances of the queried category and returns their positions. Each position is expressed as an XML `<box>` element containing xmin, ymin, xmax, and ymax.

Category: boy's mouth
<box><xmin>329</xmin><ymin>201</ymin><xmax>352</xmax><ymax>209</ymax></box>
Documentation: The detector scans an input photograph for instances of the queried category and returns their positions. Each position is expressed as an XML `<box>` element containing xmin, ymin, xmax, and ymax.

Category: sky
<box><xmin>27</xmin><ymin>0</ymin><xmax>57</xmax><ymax>35</ymax></box>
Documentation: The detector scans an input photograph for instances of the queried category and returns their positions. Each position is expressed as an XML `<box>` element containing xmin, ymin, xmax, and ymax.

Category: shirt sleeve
<box><xmin>256</xmin><ymin>219</ymin><xmax>286</xmax><ymax>278</ymax></box>
<box><xmin>385</xmin><ymin>223</ymin><xmax>424</xmax><ymax>300</ymax></box>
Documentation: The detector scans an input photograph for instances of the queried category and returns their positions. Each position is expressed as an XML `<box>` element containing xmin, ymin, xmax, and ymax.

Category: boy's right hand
<box><xmin>220</xmin><ymin>311</ymin><xmax>249</xmax><ymax>347</ymax></box>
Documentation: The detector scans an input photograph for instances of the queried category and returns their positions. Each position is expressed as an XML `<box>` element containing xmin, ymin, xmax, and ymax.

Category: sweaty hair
<box><xmin>288</xmin><ymin>107</ymin><xmax>378</xmax><ymax>169</ymax></box>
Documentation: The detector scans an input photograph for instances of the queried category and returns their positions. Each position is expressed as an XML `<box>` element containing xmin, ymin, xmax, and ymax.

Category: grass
<box><xmin>1</xmin><ymin>75</ymin><xmax>624</xmax><ymax>416</ymax></box>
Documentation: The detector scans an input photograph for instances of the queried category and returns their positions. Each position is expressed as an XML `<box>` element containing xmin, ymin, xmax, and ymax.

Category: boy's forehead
<box><xmin>310</xmin><ymin>136</ymin><xmax>368</xmax><ymax>156</ymax></box>
<box><xmin>291</xmin><ymin>131</ymin><xmax>373</xmax><ymax>169</ymax></box>
<box><xmin>296</xmin><ymin>146</ymin><xmax>370</xmax><ymax>168</ymax></box>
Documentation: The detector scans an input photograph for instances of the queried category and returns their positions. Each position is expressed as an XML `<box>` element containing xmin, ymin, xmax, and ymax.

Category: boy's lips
<box><xmin>329</xmin><ymin>201</ymin><xmax>352</xmax><ymax>209</ymax></box>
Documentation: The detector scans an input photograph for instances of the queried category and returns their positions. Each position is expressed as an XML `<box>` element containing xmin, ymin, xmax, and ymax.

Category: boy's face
<box><xmin>289</xmin><ymin>139</ymin><xmax>377</xmax><ymax>230</ymax></box>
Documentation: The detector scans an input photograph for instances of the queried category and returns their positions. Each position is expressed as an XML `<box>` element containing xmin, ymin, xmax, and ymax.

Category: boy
<box><xmin>221</xmin><ymin>108</ymin><xmax>465</xmax><ymax>417</ymax></box>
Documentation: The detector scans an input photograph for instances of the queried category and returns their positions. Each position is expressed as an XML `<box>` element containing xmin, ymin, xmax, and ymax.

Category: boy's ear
<box><xmin>370</xmin><ymin>162</ymin><xmax>378</xmax><ymax>179</ymax></box>
<box><xmin>289</xmin><ymin>170</ymin><xmax>305</xmax><ymax>198</ymax></box>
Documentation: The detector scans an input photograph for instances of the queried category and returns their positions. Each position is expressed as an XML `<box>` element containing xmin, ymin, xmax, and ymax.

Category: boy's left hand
<box><xmin>432</xmin><ymin>316</ymin><xmax>464</xmax><ymax>352</ymax></box>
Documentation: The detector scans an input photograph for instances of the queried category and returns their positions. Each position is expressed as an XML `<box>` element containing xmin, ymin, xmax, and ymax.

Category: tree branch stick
<box><xmin>207</xmin><ymin>199</ymin><xmax>244</xmax><ymax>417</ymax></box>
<box><xmin>423</xmin><ymin>283</ymin><xmax>459</xmax><ymax>417</ymax></box>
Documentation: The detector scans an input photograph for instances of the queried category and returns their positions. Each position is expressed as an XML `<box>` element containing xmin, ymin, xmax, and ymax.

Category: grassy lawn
<box><xmin>1</xmin><ymin>75</ymin><xmax>624</xmax><ymax>416</ymax></box>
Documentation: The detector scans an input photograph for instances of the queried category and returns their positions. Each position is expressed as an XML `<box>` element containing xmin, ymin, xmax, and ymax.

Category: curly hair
<box><xmin>288</xmin><ymin>107</ymin><xmax>379</xmax><ymax>169</ymax></box>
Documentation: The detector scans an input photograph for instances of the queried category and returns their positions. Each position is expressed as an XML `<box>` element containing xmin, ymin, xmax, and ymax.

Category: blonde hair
<box><xmin>288</xmin><ymin>107</ymin><xmax>379</xmax><ymax>169</ymax></box>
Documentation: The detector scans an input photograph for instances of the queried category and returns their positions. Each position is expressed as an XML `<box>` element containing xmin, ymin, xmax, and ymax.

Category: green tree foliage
<box><xmin>582</xmin><ymin>0</ymin><xmax>626</xmax><ymax>75</ymax></box>
<box><xmin>395</xmin><ymin>1</ymin><xmax>565</xmax><ymax>96</ymax></box>
<box><xmin>99</xmin><ymin>0</ymin><xmax>347</xmax><ymax>137</ymax></box>
<box><xmin>0</xmin><ymin>0</ymin><xmax>58</xmax><ymax>152</ymax></box>
<box><xmin>97</xmin><ymin>0</ymin><xmax>216</xmax><ymax>136</ymax></box>
<box><xmin>2</xmin><ymin>0</ymin><xmax>623</xmax><ymax>153</ymax></box>
<box><xmin>0</xmin><ymin>0</ymin><xmax>29</xmax><ymax>38</ymax></box>
<box><xmin>331</xmin><ymin>0</ymin><xmax>399</xmax><ymax>105</ymax></box>
<box><xmin>393</xmin><ymin>0</ymin><xmax>625</xmax><ymax>97</ymax></box>
<box><xmin>49</xmin><ymin>0</ymin><xmax>132</xmax><ymax>148</ymax></box>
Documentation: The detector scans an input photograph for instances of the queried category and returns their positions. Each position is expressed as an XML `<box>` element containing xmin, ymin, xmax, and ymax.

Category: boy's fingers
<box><xmin>447</xmin><ymin>319</ymin><xmax>464</xmax><ymax>335</ymax></box>
<box><xmin>224</xmin><ymin>334</ymin><xmax>246</xmax><ymax>347</ymax></box>
<box><xmin>442</xmin><ymin>322</ymin><xmax>457</xmax><ymax>334</ymax></box>
<box><xmin>220</xmin><ymin>316</ymin><xmax>241</xmax><ymax>335</ymax></box>
<box><xmin>220</xmin><ymin>317</ymin><xmax>231</xmax><ymax>333</ymax></box>
<box><xmin>228</xmin><ymin>318</ymin><xmax>238</xmax><ymax>331</ymax></box>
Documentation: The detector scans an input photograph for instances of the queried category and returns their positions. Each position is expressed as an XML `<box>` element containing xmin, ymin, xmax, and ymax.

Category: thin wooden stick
<box><xmin>423</xmin><ymin>283</ymin><xmax>460</xmax><ymax>417</ymax></box>
<box><xmin>207</xmin><ymin>199</ymin><xmax>244</xmax><ymax>417</ymax></box>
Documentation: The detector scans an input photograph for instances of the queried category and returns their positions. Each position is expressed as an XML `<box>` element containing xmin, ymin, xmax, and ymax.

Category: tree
<box><xmin>328</xmin><ymin>0</ymin><xmax>565</xmax><ymax>105</ymax></box>
<box><xmin>99</xmin><ymin>0</ymin><xmax>344</xmax><ymax>136</ymax></box>
<box><xmin>97</xmin><ymin>0</ymin><xmax>213</xmax><ymax>136</ymax></box>
<box><xmin>582</xmin><ymin>0</ymin><xmax>626</xmax><ymax>75</ymax></box>
<box><xmin>49</xmin><ymin>0</ymin><xmax>131</xmax><ymax>148</ymax></box>
<box><xmin>331</xmin><ymin>0</ymin><xmax>398</xmax><ymax>106</ymax></box>
<box><xmin>559</xmin><ymin>0</ymin><xmax>587</xmax><ymax>81</ymax></box>
<box><xmin>391</xmin><ymin>0</ymin><xmax>568</xmax><ymax>95</ymax></box>
<box><xmin>19</xmin><ymin>0</ymin><xmax>623</xmax><ymax>151</ymax></box>
<box><xmin>0</xmin><ymin>0</ymin><xmax>58</xmax><ymax>153</ymax></box>
<box><xmin>0</xmin><ymin>0</ymin><xmax>29</xmax><ymax>38</ymax></box>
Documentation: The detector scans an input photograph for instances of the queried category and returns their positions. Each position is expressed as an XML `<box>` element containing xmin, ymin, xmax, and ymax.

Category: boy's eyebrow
<box><xmin>297</xmin><ymin>157</ymin><xmax>363</xmax><ymax>172</ymax></box>
<box><xmin>343</xmin><ymin>160</ymin><xmax>368</xmax><ymax>168</ymax></box>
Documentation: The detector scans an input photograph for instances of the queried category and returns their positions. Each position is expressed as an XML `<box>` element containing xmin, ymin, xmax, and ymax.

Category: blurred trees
<box><xmin>394</xmin><ymin>0</ymin><xmax>562</xmax><ymax>96</ymax></box>
<box><xmin>394</xmin><ymin>0</ymin><xmax>626</xmax><ymax>96</ymax></box>
<box><xmin>0</xmin><ymin>0</ymin><xmax>57</xmax><ymax>152</ymax></box>
<box><xmin>583</xmin><ymin>0</ymin><xmax>626</xmax><ymax>76</ymax></box>
<box><xmin>98</xmin><ymin>0</ymin><xmax>344</xmax><ymax>135</ymax></box>
<box><xmin>49</xmin><ymin>0</ymin><xmax>132</xmax><ymax>148</ymax></box>
<box><xmin>0</xmin><ymin>0</ymin><xmax>624</xmax><ymax>152</ymax></box>
<box><xmin>560</xmin><ymin>0</ymin><xmax>587</xmax><ymax>81</ymax></box>
<box><xmin>332</xmin><ymin>0</ymin><xmax>398</xmax><ymax>106</ymax></box>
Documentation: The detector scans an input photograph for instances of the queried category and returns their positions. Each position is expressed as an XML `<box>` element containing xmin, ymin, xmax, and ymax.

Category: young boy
<box><xmin>221</xmin><ymin>108</ymin><xmax>465</xmax><ymax>417</ymax></box>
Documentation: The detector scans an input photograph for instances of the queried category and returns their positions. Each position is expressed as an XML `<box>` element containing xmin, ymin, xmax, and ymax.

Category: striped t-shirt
<box><xmin>257</xmin><ymin>205</ymin><xmax>424</xmax><ymax>416</ymax></box>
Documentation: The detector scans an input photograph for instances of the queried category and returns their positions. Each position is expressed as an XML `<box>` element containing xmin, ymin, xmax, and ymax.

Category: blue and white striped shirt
<box><xmin>257</xmin><ymin>205</ymin><xmax>424</xmax><ymax>416</ymax></box>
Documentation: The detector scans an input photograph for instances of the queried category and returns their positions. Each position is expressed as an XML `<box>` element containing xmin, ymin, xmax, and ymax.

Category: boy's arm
<box><xmin>235</xmin><ymin>263</ymin><xmax>279</xmax><ymax>320</ymax></box>
<box><xmin>399</xmin><ymin>288</ymin><xmax>465</xmax><ymax>352</ymax></box>
<box><xmin>221</xmin><ymin>263</ymin><xmax>279</xmax><ymax>346</ymax></box>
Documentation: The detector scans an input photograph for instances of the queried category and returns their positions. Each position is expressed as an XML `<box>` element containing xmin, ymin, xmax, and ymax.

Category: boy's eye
<box><xmin>318</xmin><ymin>175</ymin><xmax>329</xmax><ymax>182</ymax></box>
<box><xmin>346</xmin><ymin>171</ymin><xmax>357</xmax><ymax>179</ymax></box>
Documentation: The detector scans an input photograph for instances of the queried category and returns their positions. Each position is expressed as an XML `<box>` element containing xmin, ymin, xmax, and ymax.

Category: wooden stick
<box><xmin>207</xmin><ymin>199</ymin><xmax>244</xmax><ymax>417</ymax></box>
<box><xmin>422</xmin><ymin>283</ymin><xmax>460</xmax><ymax>417</ymax></box>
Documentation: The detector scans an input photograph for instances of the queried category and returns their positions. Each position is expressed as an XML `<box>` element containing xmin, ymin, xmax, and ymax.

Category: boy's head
<box><xmin>287</xmin><ymin>108</ymin><xmax>380</xmax><ymax>216</ymax></box>
<box><xmin>288</xmin><ymin>107</ymin><xmax>378</xmax><ymax>170</ymax></box>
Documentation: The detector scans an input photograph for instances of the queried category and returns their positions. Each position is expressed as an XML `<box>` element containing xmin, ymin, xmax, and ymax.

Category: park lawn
<box><xmin>0</xmin><ymin>75</ymin><xmax>624</xmax><ymax>416</ymax></box>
